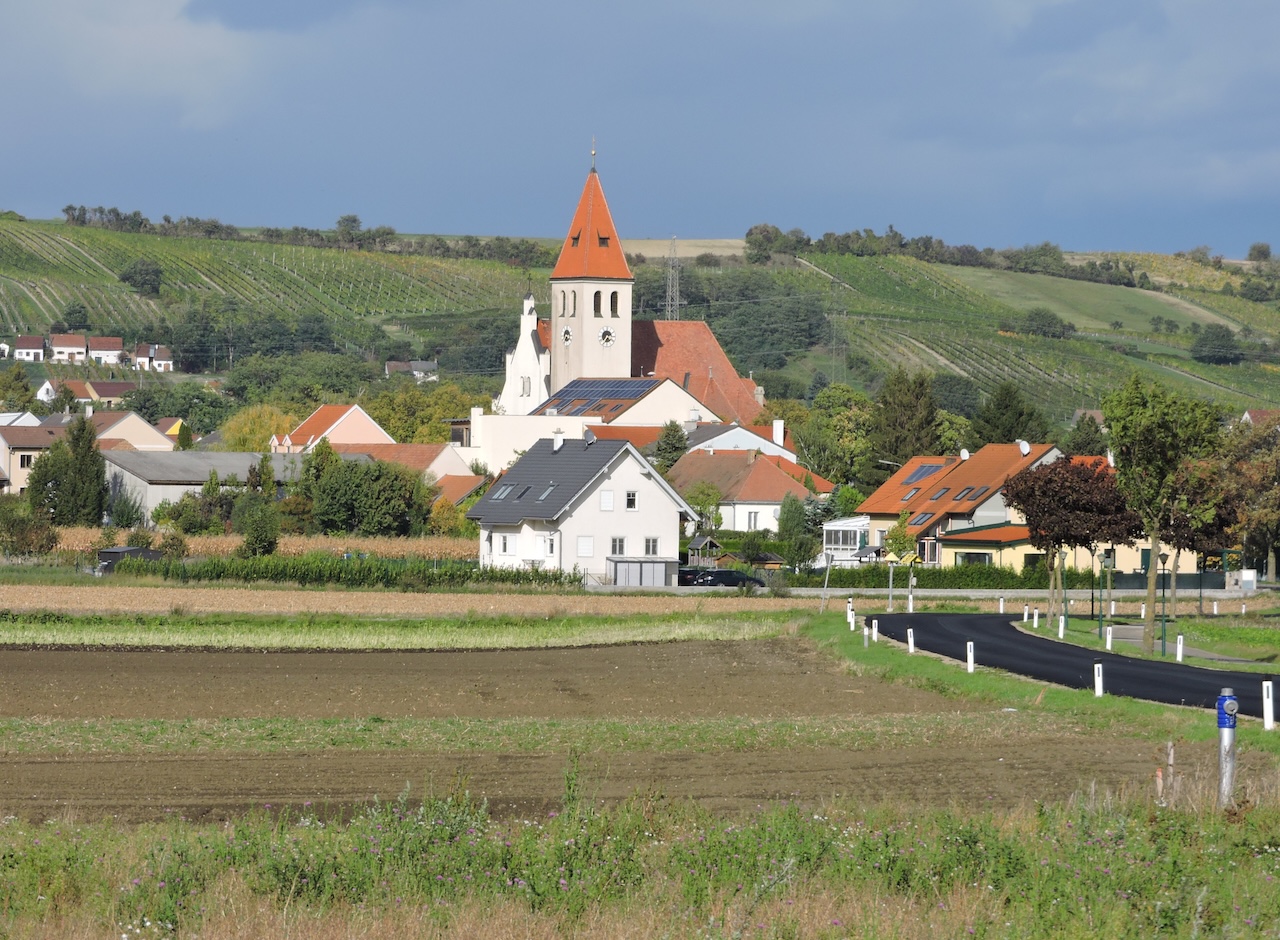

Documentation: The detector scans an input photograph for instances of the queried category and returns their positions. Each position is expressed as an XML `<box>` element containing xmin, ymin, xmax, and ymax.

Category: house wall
<box><xmin>104</xmin><ymin>414</ymin><xmax>176</xmax><ymax>451</ymax></box>
<box><xmin>689</xmin><ymin>427</ymin><xmax>794</xmax><ymax>461</ymax></box>
<box><xmin>478</xmin><ymin>453</ymin><xmax>683</xmax><ymax>584</ymax></box>
<box><xmin>453</xmin><ymin>409</ymin><xmax>602</xmax><ymax>473</ymax></box>
<box><xmin>14</xmin><ymin>349</ymin><xmax>42</xmax><ymax>362</ymax></box>
<box><xmin>51</xmin><ymin>346</ymin><xmax>85</xmax><ymax>363</ymax></box>
<box><xmin>1</xmin><ymin>447</ymin><xmax>46</xmax><ymax>494</ymax></box>
<box><xmin>615</xmin><ymin>383</ymin><xmax>720</xmax><ymax>426</ymax></box>
<box><xmin>319</xmin><ymin>411</ymin><xmax>393</xmax><ymax>448</ymax></box>
<box><xmin>495</xmin><ymin>297</ymin><xmax>550</xmax><ymax>417</ymax></box>
<box><xmin>718</xmin><ymin>500</ymin><xmax>781</xmax><ymax>533</ymax></box>
<box><xmin>91</xmin><ymin>350</ymin><xmax>122</xmax><ymax>365</ymax></box>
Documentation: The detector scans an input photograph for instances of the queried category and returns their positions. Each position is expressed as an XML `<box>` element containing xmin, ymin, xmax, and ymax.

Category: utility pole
<box><xmin>665</xmin><ymin>236</ymin><xmax>680</xmax><ymax>320</ymax></box>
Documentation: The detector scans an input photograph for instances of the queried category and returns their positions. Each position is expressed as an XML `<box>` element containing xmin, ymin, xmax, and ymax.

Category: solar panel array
<box><xmin>902</xmin><ymin>463</ymin><xmax>944</xmax><ymax>485</ymax></box>
<box><xmin>537</xmin><ymin>378</ymin><xmax>661</xmax><ymax>416</ymax></box>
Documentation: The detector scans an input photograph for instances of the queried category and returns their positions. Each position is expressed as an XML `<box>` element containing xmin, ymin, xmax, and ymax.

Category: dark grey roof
<box><xmin>685</xmin><ymin>423</ymin><xmax>740</xmax><ymax>447</ymax></box>
<box><xmin>102</xmin><ymin>450</ymin><xmax>367</xmax><ymax>486</ymax></box>
<box><xmin>466</xmin><ymin>438</ymin><xmax>632</xmax><ymax>526</ymax></box>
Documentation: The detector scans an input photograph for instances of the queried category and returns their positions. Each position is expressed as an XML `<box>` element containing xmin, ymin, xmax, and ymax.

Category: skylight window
<box><xmin>515</xmin><ymin>485</ymin><xmax>532</xmax><ymax>499</ymax></box>
<box><xmin>537</xmin><ymin>484</ymin><xmax>557</xmax><ymax>501</ymax></box>
<box><xmin>902</xmin><ymin>464</ymin><xmax>943</xmax><ymax>485</ymax></box>
<box><xmin>901</xmin><ymin>487</ymin><xmax>920</xmax><ymax>501</ymax></box>
<box><xmin>492</xmin><ymin>484</ymin><xmax>514</xmax><ymax>500</ymax></box>
<box><xmin>929</xmin><ymin>487</ymin><xmax>949</xmax><ymax>501</ymax></box>
<box><xmin>952</xmin><ymin>487</ymin><xmax>974</xmax><ymax>501</ymax></box>
<box><xmin>967</xmin><ymin>486</ymin><xmax>990</xmax><ymax>502</ymax></box>
<box><xmin>908</xmin><ymin>512</ymin><xmax>935</xmax><ymax>526</ymax></box>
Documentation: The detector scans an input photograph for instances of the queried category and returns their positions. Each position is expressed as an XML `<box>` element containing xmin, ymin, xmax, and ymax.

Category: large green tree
<box><xmin>0</xmin><ymin>365</ymin><xmax>36</xmax><ymax>411</ymax></box>
<box><xmin>653</xmin><ymin>421</ymin><xmax>689</xmax><ymax>474</ymax></box>
<box><xmin>856</xmin><ymin>368</ymin><xmax>938</xmax><ymax>488</ymax></box>
<box><xmin>968</xmin><ymin>382</ymin><xmax>1050</xmax><ymax>447</ymax></box>
<box><xmin>1102</xmin><ymin>377</ymin><xmax>1223</xmax><ymax>652</ymax></box>
<box><xmin>26</xmin><ymin>416</ymin><xmax>107</xmax><ymax>526</ymax></box>
<box><xmin>1190</xmin><ymin>324</ymin><xmax>1242</xmax><ymax>364</ymax></box>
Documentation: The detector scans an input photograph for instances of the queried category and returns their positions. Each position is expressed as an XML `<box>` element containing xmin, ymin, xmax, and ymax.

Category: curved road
<box><xmin>875</xmin><ymin>613</ymin><xmax>1272</xmax><ymax>718</ymax></box>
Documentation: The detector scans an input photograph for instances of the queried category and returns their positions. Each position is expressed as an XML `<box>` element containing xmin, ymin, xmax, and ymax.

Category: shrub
<box><xmin>158</xmin><ymin>531</ymin><xmax>188</xmax><ymax>560</ymax></box>
<box><xmin>236</xmin><ymin>502</ymin><xmax>281</xmax><ymax>558</ymax></box>
<box><xmin>125</xmin><ymin>528</ymin><xmax>154</xmax><ymax>549</ymax></box>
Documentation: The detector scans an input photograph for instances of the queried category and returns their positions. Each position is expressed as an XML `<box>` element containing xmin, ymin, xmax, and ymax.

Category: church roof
<box><xmin>550</xmin><ymin>170</ymin><xmax>632</xmax><ymax>282</ymax></box>
<box><xmin>631</xmin><ymin>321</ymin><xmax>763</xmax><ymax>425</ymax></box>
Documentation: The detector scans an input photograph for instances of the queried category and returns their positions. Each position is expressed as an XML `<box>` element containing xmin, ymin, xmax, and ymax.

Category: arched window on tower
<box><xmin>559</xmin><ymin>290</ymin><xmax>566</xmax><ymax>317</ymax></box>
<box><xmin>593</xmin><ymin>291</ymin><xmax>602</xmax><ymax>316</ymax></box>
<box><xmin>610</xmin><ymin>291</ymin><xmax>619</xmax><ymax>317</ymax></box>
<box><xmin>571</xmin><ymin>291</ymin><xmax>577</xmax><ymax>317</ymax></box>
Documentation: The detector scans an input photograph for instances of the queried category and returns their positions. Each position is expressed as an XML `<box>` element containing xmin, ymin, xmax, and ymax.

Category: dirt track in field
<box><xmin>0</xmin><ymin>638</ymin><xmax>1173</xmax><ymax>823</ymax></box>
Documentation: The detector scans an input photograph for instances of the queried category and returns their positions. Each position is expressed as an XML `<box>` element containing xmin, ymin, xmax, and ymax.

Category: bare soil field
<box><xmin>0</xmin><ymin>638</ymin><xmax>1171</xmax><ymax>823</ymax></box>
<box><xmin>0</xmin><ymin>584</ymin><xmax>822</xmax><ymax>617</ymax></box>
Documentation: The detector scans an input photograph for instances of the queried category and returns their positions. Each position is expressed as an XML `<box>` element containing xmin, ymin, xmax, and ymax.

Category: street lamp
<box><xmin>885</xmin><ymin>551</ymin><xmax>899</xmax><ymax>613</ymax></box>
<box><xmin>1159</xmin><ymin>551</ymin><xmax>1170</xmax><ymax>657</ymax></box>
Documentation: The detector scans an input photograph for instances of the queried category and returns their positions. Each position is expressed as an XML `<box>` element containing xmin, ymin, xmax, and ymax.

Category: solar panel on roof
<box><xmin>902</xmin><ymin>464</ymin><xmax>943</xmax><ymax>485</ymax></box>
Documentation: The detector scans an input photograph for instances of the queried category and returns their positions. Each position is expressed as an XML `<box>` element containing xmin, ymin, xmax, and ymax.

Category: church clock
<box><xmin>561</xmin><ymin>326</ymin><xmax>573</xmax><ymax>346</ymax></box>
<box><xmin>598</xmin><ymin>326</ymin><xmax>616</xmax><ymax>347</ymax></box>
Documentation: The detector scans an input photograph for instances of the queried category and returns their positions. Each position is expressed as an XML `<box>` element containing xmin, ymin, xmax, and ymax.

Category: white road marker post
<box><xmin>1176</xmin><ymin>635</ymin><xmax>1184</xmax><ymax>663</ymax></box>
<box><xmin>1094</xmin><ymin>661</ymin><xmax>1104</xmax><ymax>697</ymax></box>
<box><xmin>1110</xmin><ymin>600</ymin><xmax>1116</xmax><ymax>616</ymax></box>
<box><xmin>871</xmin><ymin>618</ymin><xmax>879</xmax><ymax>643</ymax></box>
<box><xmin>907</xmin><ymin>627</ymin><xmax>915</xmax><ymax>654</ymax></box>
<box><xmin>1058</xmin><ymin>614</ymin><xmax>1065</xmax><ymax>639</ymax></box>
<box><xmin>1213</xmin><ymin>600</ymin><xmax>1219</xmax><ymax>616</ymax></box>
<box><xmin>1243</xmin><ymin>602</ymin><xmax>1248</xmax><ymax>616</ymax></box>
<box><xmin>1141</xmin><ymin>602</ymin><xmax>1146</xmax><ymax>619</ymax></box>
<box><xmin>1218</xmin><ymin>689</ymin><xmax>1239</xmax><ymax>809</ymax></box>
<box><xmin>999</xmin><ymin>596</ymin><xmax>1005</xmax><ymax>615</ymax></box>
<box><xmin>1105</xmin><ymin>626</ymin><xmax>1113</xmax><ymax>651</ymax></box>
<box><xmin>966</xmin><ymin>641</ymin><xmax>975</xmax><ymax>674</ymax></box>
<box><xmin>1033</xmin><ymin>608</ymin><xmax>1039</xmax><ymax>629</ymax></box>
<box><xmin>1023</xmin><ymin>604</ymin><xmax>1029</xmax><ymax>622</ymax></box>
<box><xmin>1263</xmin><ymin>680</ymin><xmax>1275</xmax><ymax>732</ymax></box>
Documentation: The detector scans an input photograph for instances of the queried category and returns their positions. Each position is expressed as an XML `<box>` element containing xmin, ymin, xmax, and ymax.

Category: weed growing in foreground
<box><xmin>4</xmin><ymin>790</ymin><xmax>1280</xmax><ymax>937</ymax></box>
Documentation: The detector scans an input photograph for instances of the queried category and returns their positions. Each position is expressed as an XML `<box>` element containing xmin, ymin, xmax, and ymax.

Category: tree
<box><xmin>218</xmin><ymin>404</ymin><xmax>297</xmax><ymax>452</ymax></box>
<box><xmin>1190</xmin><ymin>324</ymin><xmax>1243</xmax><ymax>364</ymax></box>
<box><xmin>1004</xmin><ymin>457</ymin><xmax>1142</xmax><ymax>622</ymax></box>
<box><xmin>118</xmin><ymin>258</ymin><xmax>163</xmax><ymax>296</ymax></box>
<box><xmin>176</xmin><ymin>422</ymin><xmax>193</xmax><ymax>450</ymax></box>
<box><xmin>1248</xmin><ymin>242</ymin><xmax>1272</xmax><ymax>262</ymax></box>
<box><xmin>931</xmin><ymin>373</ymin><xmax>981</xmax><ymax>418</ymax></box>
<box><xmin>1224</xmin><ymin>415</ymin><xmax>1280</xmax><ymax>579</ymax></box>
<box><xmin>933</xmin><ymin>410</ymin><xmax>971</xmax><ymax>454</ymax></box>
<box><xmin>653</xmin><ymin>421</ymin><xmax>688</xmax><ymax>473</ymax></box>
<box><xmin>857</xmin><ymin>368</ymin><xmax>938</xmax><ymax>488</ymax></box>
<box><xmin>884</xmin><ymin>510</ymin><xmax>915</xmax><ymax>557</ymax></box>
<box><xmin>235</xmin><ymin>499</ymin><xmax>280</xmax><ymax>556</ymax></box>
<box><xmin>362</xmin><ymin>381</ymin><xmax>488</xmax><ymax>444</ymax></box>
<box><xmin>776</xmin><ymin>492</ymin><xmax>807</xmax><ymax>542</ymax></box>
<box><xmin>0</xmin><ymin>365</ymin><xmax>36</xmax><ymax>411</ymax></box>
<box><xmin>1059</xmin><ymin>413</ymin><xmax>1107</xmax><ymax>457</ymax></box>
<box><xmin>1110</xmin><ymin>320</ymin><xmax>1124</xmax><ymax>331</ymax></box>
<box><xmin>26</xmin><ymin>416</ymin><xmax>107</xmax><ymax>526</ymax></box>
<box><xmin>684</xmin><ymin>481</ymin><xmax>723</xmax><ymax>533</ymax></box>
<box><xmin>968</xmin><ymin>382</ymin><xmax>1050</xmax><ymax>447</ymax></box>
<box><xmin>1103</xmin><ymin>377</ymin><xmax>1223</xmax><ymax>652</ymax></box>
<box><xmin>739</xmin><ymin>530</ymin><xmax>766</xmax><ymax>565</ymax></box>
<box><xmin>62</xmin><ymin>300</ymin><xmax>90</xmax><ymax>331</ymax></box>
<box><xmin>794</xmin><ymin>384</ymin><xmax>872</xmax><ymax>484</ymax></box>
<box><xmin>336</xmin><ymin>215</ymin><xmax>363</xmax><ymax>241</ymax></box>
<box><xmin>0</xmin><ymin>494</ymin><xmax>56</xmax><ymax>556</ymax></box>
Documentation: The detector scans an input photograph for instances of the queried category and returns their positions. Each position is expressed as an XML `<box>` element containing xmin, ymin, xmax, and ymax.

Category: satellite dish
<box><xmin>583</xmin><ymin>429</ymin><xmax>597</xmax><ymax>446</ymax></box>
<box><xmin>959</xmin><ymin>448</ymin><xmax>970</xmax><ymax>461</ymax></box>
<box><xmin>1017</xmin><ymin>439</ymin><xmax>1031</xmax><ymax>456</ymax></box>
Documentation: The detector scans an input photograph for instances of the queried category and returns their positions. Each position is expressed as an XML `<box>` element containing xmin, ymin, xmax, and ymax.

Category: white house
<box><xmin>134</xmin><ymin>343</ymin><xmax>174</xmax><ymax>372</ymax></box>
<box><xmin>466</xmin><ymin>434</ymin><xmax>694</xmax><ymax>586</ymax></box>
<box><xmin>50</xmin><ymin>334</ymin><xmax>87</xmax><ymax>363</ymax></box>
<box><xmin>269</xmin><ymin>404</ymin><xmax>395</xmax><ymax>455</ymax></box>
<box><xmin>14</xmin><ymin>336</ymin><xmax>44</xmax><ymax>362</ymax></box>
<box><xmin>88</xmin><ymin>336</ymin><xmax>124</xmax><ymax>365</ymax></box>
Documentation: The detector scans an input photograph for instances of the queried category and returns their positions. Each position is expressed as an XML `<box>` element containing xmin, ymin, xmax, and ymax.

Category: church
<box><xmin>494</xmin><ymin>165</ymin><xmax>764</xmax><ymax>427</ymax></box>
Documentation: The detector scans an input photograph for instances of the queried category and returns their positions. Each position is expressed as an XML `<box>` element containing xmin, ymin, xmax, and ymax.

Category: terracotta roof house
<box><xmin>435</xmin><ymin>473</ymin><xmax>487</xmax><ymax>506</ymax></box>
<box><xmin>631</xmin><ymin>320</ymin><xmax>763</xmax><ymax>425</ymax></box>
<box><xmin>269</xmin><ymin>404</ymin><xmax>394</xmax><ymax>454</ymax></box>
<box><xmin>666</xmin><ymin>448</ymin><xmax>830</xmax><ymax>533</ymax></box>
<box><xmin>0</xmin><ymin>425</ymin><xmax>67</xmax><ymax>493</ymax></box>
<box><xmin>384</xmin><ymin>359</ymin><xmax>438</xmax><ymax>382</ymax></box>
<box><xmin>1242</xmin><ymin>409</ymin><xmax>1280</xmax><ymax>426</ymax></box>
<box><xmin>857</xmin><ymin>441</ymin><xmax>1060</xmax><ymax>564</ymax></box>
<box><xmin>88</xmin><ymin>336</ymin><xmax>124</xmax><ymax>365</ymax></box>
<box><xmin>329</xmin><ymin>441</ymin><xmax>471</xmax><ymax>480</ymax></box>
<box><xmin>34</xmin><ymin>379</ymin><xmax>92</xmax><ymax>405</ymax></box>
<box><xmin>467</xmin><ymin>435</ymin><xmax>694</xmax><ymax>586</ymax></box>
<box><xmin>133</xmin><ymin>343</ymin><xmax>174</xmax><ymax>372</ymax></box>
<box><xmin>85</xmin><ymin>380</ymin><xmax>141</xmax><ymax>407</ymax></box>
<box><xmin>14</xmin><ymin>335</ymin><xmax>44</xmax><ymax>362</ymax></box>
<box><xmin>49</xmin><ymin>334</ymin><xmax>86</xmax><ymax>363</ymax></box>
<box><xmin>42</xmin><ymin>411</ymin><xmax>175</xmax><ymax>452</ymax></box>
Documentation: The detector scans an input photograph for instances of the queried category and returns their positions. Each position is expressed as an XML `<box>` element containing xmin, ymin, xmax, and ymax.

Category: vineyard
<box><xmin>0</xmin><ymin>220</ymin><xmax>536</xmax><ymax>348</ymax></box>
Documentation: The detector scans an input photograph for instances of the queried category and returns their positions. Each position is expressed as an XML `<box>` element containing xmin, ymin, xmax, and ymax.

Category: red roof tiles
<box><xmin>631</xmin><ymin>321</ymin><xmax>763</xmax><ymax>425</ymax></box>
<box><xmin>550</xmin><ymin>170</ymin><xmax>633</xmax><ymax>282</ymax></box>
<box><xmin>666</xmin><ymin>449</ymin><xmax>822</xmax><ymax>504</ymax></box>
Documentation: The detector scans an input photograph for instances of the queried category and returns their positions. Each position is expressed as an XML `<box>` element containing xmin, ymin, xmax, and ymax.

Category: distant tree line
<box><xmin>744</xmin><ymin>224</ymin><xmax>1159</xmax><ymax>290</ymax></box>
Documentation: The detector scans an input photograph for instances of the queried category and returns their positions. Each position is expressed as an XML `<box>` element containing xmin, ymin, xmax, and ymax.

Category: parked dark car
<box><xmin>677</xmin><ymin>567</ymin><xmax>709</xmax><ymax>586</ymax></box>
<box><xmin>692</xmin><ymin>569</ymin><xmax>765</xmax><ymax>588</ymax></box>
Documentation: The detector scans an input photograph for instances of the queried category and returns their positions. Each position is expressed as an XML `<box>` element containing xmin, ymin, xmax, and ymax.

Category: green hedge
<box><xmin>790</xmin><ymin>563</ymin><xmax>1095</xmax><ymax>590</ymax></box>
<box><xmin>114</xmin><ymin>553</ymin><xmax>583</xmax><ymax>591</ymax></box>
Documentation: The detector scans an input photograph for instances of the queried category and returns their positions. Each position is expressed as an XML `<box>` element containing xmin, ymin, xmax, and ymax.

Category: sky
<box><xmin>2</xmin><ymin>1</ymin><xmax>1278</xmax><ymax>256</ymax></box>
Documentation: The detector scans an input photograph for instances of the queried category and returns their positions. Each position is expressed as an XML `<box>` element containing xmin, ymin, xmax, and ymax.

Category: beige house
<box><xmin>88</xmin><ymin>337</ymin><xmax>124</xmax><ymax>365</ymax></box>
<box><xmin>49</xmin><ymin>334</ymin><xmax>87</xmax><ymax>363</ymax></box>
<box><xmin>269</xmin><ymin>404</ymin><xmax>395</xmax><ymax>455</ymax></box>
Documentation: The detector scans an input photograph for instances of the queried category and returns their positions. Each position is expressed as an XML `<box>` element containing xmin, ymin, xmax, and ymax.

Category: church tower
<box><xmin>548</xmin><ymin>164</ymin><xmax>634</xmax><ymax>394</ymax></box>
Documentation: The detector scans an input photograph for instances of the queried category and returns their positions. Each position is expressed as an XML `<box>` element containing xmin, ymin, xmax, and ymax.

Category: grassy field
<box><xmin>2</xmin><ymin>604</ymin><xmax>1280</xmax><ymax>938</ymax></box>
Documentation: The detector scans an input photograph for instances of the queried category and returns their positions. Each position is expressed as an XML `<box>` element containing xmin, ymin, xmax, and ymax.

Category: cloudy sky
<box><xmin>2</xmin><ymin>1</ymin><xmax>1277</xmax><ymax>255</ymax></box>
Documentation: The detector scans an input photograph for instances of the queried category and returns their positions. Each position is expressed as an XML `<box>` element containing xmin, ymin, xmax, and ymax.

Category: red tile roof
<box><xmin>666</xmin><ymin>449</ymin><xmax>821</xmax><ymax>504</ymax></box>
<box><xmin>631</xmin><ymin>320</ymin><xmax>763</xmax><ymax>425</ymax></box>
<box><xmin>937</xmin><ymin>523</ymin><xmax>1032</xmax><ymax>546</ymax></box>
<box><xmin>535</xmin><ymin>319</ymin><xmax>551</xmax><ymax>349</ymax></box>
<box><xmin>586</xmin><ymin>425</ymin><xmax>664</xmax><ymax>448</ymax></box>
<box><xmin>154</xmin><ymin>417</ymin><xmax>182</xmax><ymax>435</ymax></box>
<box><xmin>286</xmin><ymin>404</ymin><xmax>380</xmax><ymax>447</ymax></box>
<box><xmin>52</xmin><ymin>380</ymin><xmax>93</xmax><ymax>400</ymax></box>
<box><xmin>0</xmin><ymin>426</ymin><xmax>66</xmax><ymax>448</ymax></box>
<box><xmin>50</xmin><ymin>333</ymin><xmax>85</xmax><ymax>349</ymax></box>
<box><xmin>87</xmin><ymin>381</ymin><xmax>139</xmax><ymax>399</ymax></box>
<box><xmin>550</xmin><ymin>170</ymin><xmax>633</xmax><ymax>281</ymax></box>
<box><xmin>330</xmin><ymin>442</ymin><xmax>449</xmax><ymax>474</ymax></box>
<box><xmin>435</xmin><ymin>473</ymin><xmax>486</xmax><ymax>505</ymax></box>
<box><xmin>88</xmin><ymin>336</ymin><xmax>124</xmax><ymax>352</ymax></box>
<box><xmin>757</xmin><ymin>454</ymin><xmax>834</xmax><ymax>493</ymax></box>
<box><xmin>15</xmin><ymin>335</ymin><xmax>43</xmax><ymax>350</ymax></box>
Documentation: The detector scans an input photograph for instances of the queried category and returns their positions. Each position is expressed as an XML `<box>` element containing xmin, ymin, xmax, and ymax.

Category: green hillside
<box><xmin>3</xmin><ymin>215</ymin><xmax>1278</xmax><ymax>419</ymax></box>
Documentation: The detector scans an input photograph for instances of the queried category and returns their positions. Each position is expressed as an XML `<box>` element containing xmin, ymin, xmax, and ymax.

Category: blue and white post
<box><xmin>1218</xmin><ymin>688</ymin><xmax>1239</xmax><ymax>809</ymax></box>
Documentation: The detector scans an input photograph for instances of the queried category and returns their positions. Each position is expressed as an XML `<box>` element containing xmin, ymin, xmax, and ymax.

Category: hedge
<box><xmin>789</xmin><ymin>564</ymin><xmax>1096</xmax><ymax>591</ymax></box>
<box><xmin>113</xmin><ymin>553</ymin><xmax>583</xmax><ymax>591</ymax></box>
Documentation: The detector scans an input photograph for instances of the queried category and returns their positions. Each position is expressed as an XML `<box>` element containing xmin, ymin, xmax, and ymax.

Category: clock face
<box><xmin>598</xmin><ymin>327</ymin><xmax>616</xmax><ymax>347</ymax></box>
<box><xmin>561</xmin><ymin>326</ymin><xmax>572</xmax><ymax>346</ymax></box>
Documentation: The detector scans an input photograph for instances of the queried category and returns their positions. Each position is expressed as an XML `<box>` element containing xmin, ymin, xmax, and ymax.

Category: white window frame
<box><xmin>625</xmin><ymin>491</ymin><xmax>637</xmax><ymax>511</ymax></box>
<box><xmin>611</xmin><ymin>536</ymin><xmax>626</xmax><ymax>556</ymax></box>
<box><xmin>577</xmin><ymin>535</ymin><xmax>594</xmax><ymax>558</ymax></box>
<box><xmin>644</xmin><ymin>537</ymin><xmax>659</xmax><ymax>556</ymax></box>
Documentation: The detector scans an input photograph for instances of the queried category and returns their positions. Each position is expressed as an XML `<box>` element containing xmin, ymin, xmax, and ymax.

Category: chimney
<box><xmin>552</xmin><ymin>428</ymin><xmax>564</xmax><ymax>452</ymax></box>
<box><xmin>772</xmin><ymin>419</ymin><xmax>784</xmax><ymax>446</ymax></box>
<box><xmin>86</xmin><ymin>405</ymin><xmax>93</xmax><ymax>418</ymax></box>
<box><xmin>754</xmin><ymin>386</ymin><xmax>765</xmax><ymax>406</ymax></box>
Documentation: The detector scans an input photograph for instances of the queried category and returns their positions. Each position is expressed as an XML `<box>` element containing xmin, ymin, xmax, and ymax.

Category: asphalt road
<box><xmin>874</xmin><ymin>613</ymin><xmax>1273</xmax><ymax>718</ymax></box>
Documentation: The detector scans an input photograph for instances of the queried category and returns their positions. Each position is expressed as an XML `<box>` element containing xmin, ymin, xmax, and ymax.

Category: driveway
<box><xmin>874</xmin><ymin>613</ymin><xmax>1272</xmax><ymax>718</ymax></box>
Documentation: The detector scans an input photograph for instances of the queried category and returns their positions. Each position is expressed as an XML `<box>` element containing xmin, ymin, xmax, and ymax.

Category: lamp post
<box><xmin>1058</xmin><ymin>548</ymin><xmax>1068</xmax><ymax>628</ymax></box>
<box><xmin>1159</xmin><ymin>551</ymin><xmax>1170</xmax><ymax>657</ymax></box>
<box><xmin>1098</xmin><ymin>551</ymin><xmax>1112</xmax><ymax>639</ymax></box>
<box><xmin>886</xmin><ymin>551</ymin><xmax>899</xmax><ymax>613</ymax></box>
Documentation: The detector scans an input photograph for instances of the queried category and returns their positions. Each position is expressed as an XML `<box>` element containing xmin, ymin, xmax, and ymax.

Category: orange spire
<box><xmin>550</xmin><ymin>168</ymin><xmax>633</xmax><ymax>281</ymax></box>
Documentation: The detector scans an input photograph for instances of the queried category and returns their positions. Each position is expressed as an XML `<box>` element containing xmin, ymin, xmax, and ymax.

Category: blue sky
<box><xmin>2</xmin><ymin>1</ymin><xmax>1277</xmax><ymax>255</ymax></box>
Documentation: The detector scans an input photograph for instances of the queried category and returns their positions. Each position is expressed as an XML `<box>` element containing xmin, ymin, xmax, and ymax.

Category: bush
<box><xmin>91</xmin><ymin>525</ymin><xmax>120</xmax><ymax>552</ymax></box>
<box><xmin>125</xmin><ymin>528</ymin><xmax>154</xmax><ymax>549</ymax></box>
<box><xmin>789</xmin><ymin>563</ymin><xmax>1093</xmax><ymax>590</ymax></box>
<box><xmin>236</xmin><ymin>502</ymin><xmax>281</xmax><ymax>558</ymax></box>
